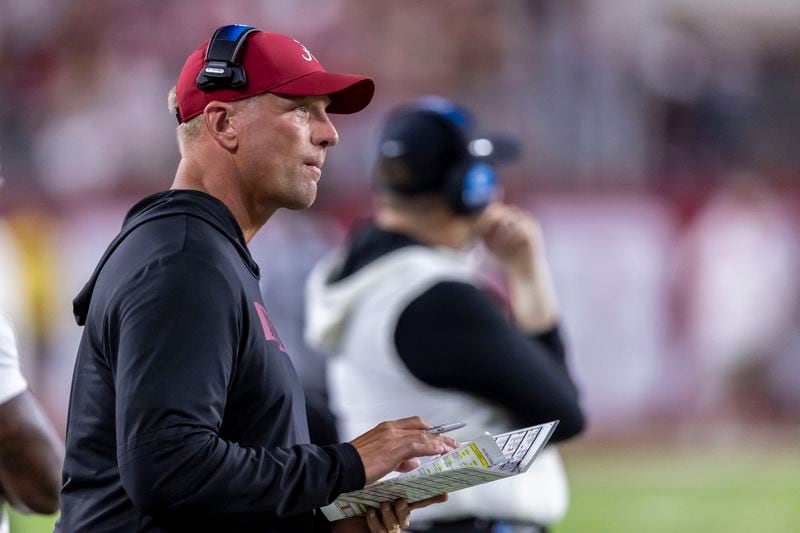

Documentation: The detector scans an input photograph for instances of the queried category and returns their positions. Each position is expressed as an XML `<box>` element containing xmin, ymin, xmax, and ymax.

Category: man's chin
<box><xmin>284</xmin><ymin>192</ymin><xmax>317</xmax><ymax>211</ymax></box>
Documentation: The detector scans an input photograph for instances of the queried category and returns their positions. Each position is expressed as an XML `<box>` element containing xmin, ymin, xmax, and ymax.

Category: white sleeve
<box><xmin>0</xmin><ymin>313</ymin><xmax>28</xmax><ymax>405</ymax></box>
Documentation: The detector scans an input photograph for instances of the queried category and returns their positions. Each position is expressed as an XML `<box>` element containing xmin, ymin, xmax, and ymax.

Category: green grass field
<box><xmin>554</xmin><ymin>441</ymin><xmax>800</xmax><ymax>533</ymax></box>
<box><xmin>7</xmin><ymin>510</ymin><xmax>55</xmax><ymax>533</ymax></box>
<box><xmin>8</xmin><ymin>441</ymin><xmax>799</xmax><ymax>532</ymax></box>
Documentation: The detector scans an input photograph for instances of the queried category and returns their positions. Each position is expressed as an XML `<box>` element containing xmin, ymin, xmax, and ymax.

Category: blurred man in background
<box><xmin>58</xmin><ymin>26</ymin><xmax>454</xmax><ymax>533</ymax></box>
<box><xmin>306</xmin><ymin>97</ymin><xmax>585</xmax><ymax>533</ymax></box>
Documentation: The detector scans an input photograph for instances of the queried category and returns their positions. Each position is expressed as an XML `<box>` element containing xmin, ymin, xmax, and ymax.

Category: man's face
<box><xmin>235</xmin><ymin>92</ymin><xmax>338</xmax><ymax>211</ymax></box>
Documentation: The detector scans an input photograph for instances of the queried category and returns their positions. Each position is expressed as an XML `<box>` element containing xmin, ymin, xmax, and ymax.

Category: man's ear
<box><xmin>202</xmin><ymin>101</ymin><xmax>239</xmax><ymax>152</ymax></box>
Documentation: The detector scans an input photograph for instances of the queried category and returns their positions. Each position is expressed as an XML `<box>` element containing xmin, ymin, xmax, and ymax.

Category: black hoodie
<box><xmin>58</xmin><ymin>190</ymin><xmax>365</xmax><ymax>532</ymax></box>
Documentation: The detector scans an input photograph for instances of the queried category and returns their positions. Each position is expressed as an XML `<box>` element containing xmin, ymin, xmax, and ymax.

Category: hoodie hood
<box><xmin>73</xmin><ymin>189</ymin><xmax>259</xmax><ymax>326</ymax></box>
<box><xmin>305</xmin><ymin>250</ymin><xmax>382</xmax><ymax>355</ymax></box>
<box><xmin>304</xmin><ymin>223</ymin><xmax>475</xmax><ymax>355</ymax></box>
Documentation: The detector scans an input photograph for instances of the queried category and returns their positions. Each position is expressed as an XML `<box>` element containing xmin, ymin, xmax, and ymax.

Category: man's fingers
<box><xmin>408</xmin><ymin>439</ymin><xmax>449</xmax><ymax>458</ymax></box>
<box><xmin>476</xmin><ymin>205</ymin><xmax>504</xmax><ymax>237</ymax></box>
<box><xmin>352</xmin><ymin>417</ymin><xmax>459</xmax><ymax>483</ymax></box>
<box><xmin>395</xmin><ymin>458</ymin><xmax>421</xmax><ymax>472</ymax></box>
<box><xmin>393</xmin><ymin>499</ymin><xmax>411</xmax><ymax>530</ymax></box>
<box><xmin>426</xmin><ymin>432</ymin><xmax>458</xmax><ymax>450</ymax></box>
<box><xmin>365</xmin><ymin>508</ymin><xmax>385</xmax><ymax>533</ymax></box>
<box><xmin>396</xmin><ymin>429</ymin><xmax>457</xmax><ymax>459</ymax></box>
<box><xmin>387</xmin><ymin>415</ymin><xmax>432</xmax><ymax>429</ymax></box>
<box><xmin>410</xmin><ymin>430</ymin><xmax>457</xmax><ymax>449</ymax></box>
<box><xmin>379</xmin><ymin>502</ymin><xmax>401</xmax><ymax>533</ymax></box>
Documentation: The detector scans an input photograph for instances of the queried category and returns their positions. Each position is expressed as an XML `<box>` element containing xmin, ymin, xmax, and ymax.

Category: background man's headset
<box><xmin>379</xmin><ymin>97</ymin><xmax>501</xmax><ymax>216</ymax></box>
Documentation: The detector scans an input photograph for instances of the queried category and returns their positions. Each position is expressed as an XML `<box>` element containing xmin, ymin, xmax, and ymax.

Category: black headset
<box><xmin>428</xmin><ymin>105</ymin><xmax>498</xmax><ymax>215</ymax></box>
<box><xmin>381</xmin><ymin>98</ymin><xmax>499</xmax><ymax>215</ymax></box>
<box><xmin>196</xmin><ymin>24</ymin><xmax>260</xmax><ymax>91</ymax></box>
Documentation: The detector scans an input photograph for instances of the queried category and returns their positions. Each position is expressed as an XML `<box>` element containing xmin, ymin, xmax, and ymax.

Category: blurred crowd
<box><xmin>1</xmin><ymin>0</ymin><xmax>799</xmax><ymax>436</ymax></box>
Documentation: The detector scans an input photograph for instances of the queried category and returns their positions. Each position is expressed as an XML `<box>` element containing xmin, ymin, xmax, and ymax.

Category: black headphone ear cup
<box><xmin>444</xmin><ymin>159</ymin><xmax>470</xmax><ymax>214</ymax></box>
<box><xmin>447</xmin><ymin>161</ymin><xmax>497</xmax><ymax>215</ymax></box>
<box><xmin>196</xmin><ymin>25</ymin><xmax>257</xmax><ymax>91</ymax></box>
<box><xmin>229</xmin><ymin>66</ymin><xmax>247</xmax><ymax>88</ymax></box>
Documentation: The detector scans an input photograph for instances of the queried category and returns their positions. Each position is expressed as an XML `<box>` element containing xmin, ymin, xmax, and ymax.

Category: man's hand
<box><xmin>477</xmin><ymin>203</ymin><xmax>542</xmax><ymax>278</ymax></box>
<box><xmin>350</xmin><ymin>416</ymin><xmax>456</xmax><ymax>485</ymax></box>
<box><xmin>477</xmin><ymin>203</ymin><xmax>560</xmax><ymax>332</ymax></box>
<box><xmin>0</xmin><ymin>391</ymin><xmax>64</xmax><ymax>515</ymax></box>
<box><xmin>332</xmin><ymin>495</ymin><xmax>448</xmax><ymax>533</ymax></box>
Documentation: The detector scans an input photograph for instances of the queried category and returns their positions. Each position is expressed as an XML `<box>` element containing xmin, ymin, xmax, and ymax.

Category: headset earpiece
<box><xmin>455</xmin><ymin>162</ymin><xmax>497</xmax><ymax>215</ymax></box>
<box><xmin>196</xmin><ymin>25</ymin><xmax>259</xmax><ymax>92</ymax></box>
<box><xmin>423</xmin><ymin>109</ymin><xmax>497</xmax><ymax>215</ymax></box>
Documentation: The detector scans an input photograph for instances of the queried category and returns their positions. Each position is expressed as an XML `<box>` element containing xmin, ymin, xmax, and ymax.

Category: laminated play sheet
<box><xmin>321</xmin><ymin>420</ymin><xmax>559</xmax><ymax>521</ymax></box>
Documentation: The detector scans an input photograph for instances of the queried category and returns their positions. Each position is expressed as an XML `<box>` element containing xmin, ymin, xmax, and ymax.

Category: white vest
<box><xmin>0</xmin><ymin>313</ymin><xmax>27</xmax><ymax>405</ymax></box>
<box><xmin>306</xmin><ymin>246</ymin><xmax>569</xmax><ymax>525</ymax></box>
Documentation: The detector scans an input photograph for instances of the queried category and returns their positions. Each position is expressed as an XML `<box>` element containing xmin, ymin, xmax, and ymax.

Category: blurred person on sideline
<box><xmin>305</xmin><ymin>98</ymin><xmax>585</xmax><ymax>533</ymax></box>
<box><xmin>57</xmin><ymin>26</ymin><xmax>455</xmax><ymax>533</ymax></box>
<box><xmin>0</xmin><ymin>183</ymin><xmax>64</xmax><ymax>530</ymax></box>
<box><xmin>0</xmin><ymin>311</ymin><xmax>64</xmax><ymax>529</ymax></box>
<box><xmin>676</xmin><ymin>173</ymin><xmax>800</xmax><ymax>414</ymax></box>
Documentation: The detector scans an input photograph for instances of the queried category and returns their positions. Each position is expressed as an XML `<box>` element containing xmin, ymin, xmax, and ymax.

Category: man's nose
<box><xmin>313</xmin><ymin>113</ymin><xmax>339</xmax><ymax>148</ymax></box>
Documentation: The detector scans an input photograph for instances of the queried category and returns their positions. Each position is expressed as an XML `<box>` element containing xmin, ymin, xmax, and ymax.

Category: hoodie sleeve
<box><xmin>394</xmin><ymin>281</ymin><xmax>585</xmax><ymax>442</ymax></box>
<box><xmin>109</xmin><ymin>253</ymin><xmax>364</xmax><ymax>520</ymax></box>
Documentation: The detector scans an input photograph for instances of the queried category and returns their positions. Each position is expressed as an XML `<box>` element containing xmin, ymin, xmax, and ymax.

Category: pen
<box><xmin>428</xmin><ymin>421</ymin><xmax>467</xmax><ymax>434</ymax></box>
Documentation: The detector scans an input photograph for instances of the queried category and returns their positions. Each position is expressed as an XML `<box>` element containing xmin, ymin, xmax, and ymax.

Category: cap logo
<box><xmin>293</xmin><ymin>39</ymin><xmax>315</xmax><ymax>62</ymax></box>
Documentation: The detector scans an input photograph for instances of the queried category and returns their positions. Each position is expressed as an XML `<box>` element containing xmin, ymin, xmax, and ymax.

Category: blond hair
<box><xmin>167</xmin><ymin>85</ymin><xmax>202</xmax><ymax>150</ymax></box>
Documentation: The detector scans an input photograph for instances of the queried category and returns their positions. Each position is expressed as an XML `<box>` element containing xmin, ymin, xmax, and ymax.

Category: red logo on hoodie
<box><xmin>253</xmin><ymin>302</ymin><xmax>286</xmax><ymax>352</ymax></box>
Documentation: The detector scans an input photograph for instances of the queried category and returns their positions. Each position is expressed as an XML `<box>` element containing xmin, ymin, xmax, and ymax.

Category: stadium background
<box><xmin>0</xmin><ymin>1</ymin><xmax>798</xmax><ymax>531</ymax></box>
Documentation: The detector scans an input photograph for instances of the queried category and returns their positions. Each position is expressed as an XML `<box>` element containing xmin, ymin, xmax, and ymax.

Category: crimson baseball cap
<box><xmin>175</xmin><ymin>29</ymin><xmax>375</xmax><ymax>123</ymax></box>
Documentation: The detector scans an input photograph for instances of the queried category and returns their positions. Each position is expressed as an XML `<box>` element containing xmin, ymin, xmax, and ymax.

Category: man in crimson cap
<box><xmin>58</xmin><ymin>26</ymin><xmax>454</xmax><ymax>533</ymax></box>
